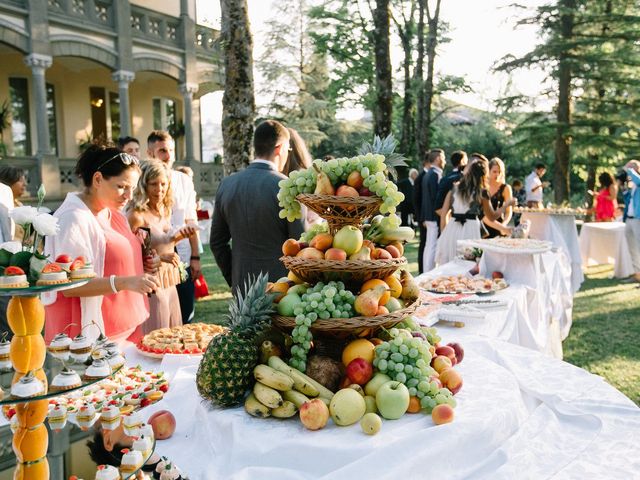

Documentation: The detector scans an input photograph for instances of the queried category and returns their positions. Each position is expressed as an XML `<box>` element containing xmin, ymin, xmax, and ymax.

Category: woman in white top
<box><xmin>436</xmin><ymin>158</ymin><xmax>516</xmax><ymax>266</ymax></box>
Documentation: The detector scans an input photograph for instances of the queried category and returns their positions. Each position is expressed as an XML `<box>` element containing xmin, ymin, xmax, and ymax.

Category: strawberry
<box><xmin>55</xmin><ymin>254</ymin><xmax>72</xmax><ymax>263</ymax></box>
<box><xmin>70</xmin><ymin>259</ymin><xmax>85</xmax><ymax>271</ymax></box>
<box><xmin>42</xmin><ymin>263</ymin><xmax>62</xmax><ymax>273</ymax></box>
<box><xmin>153</xmin><ymin>348</ymin><xmax>162</xmax><ymax>354</ymax></box>
<box><xmin>158</xmin><ymin>384</ymin><xmax>169</xmax><ymax>393</ymax></box>
<box><xmin>140</xmin><ymin>398</ymin><xmax>151</xmax><ymax>407</ymax></box>
<box><xmin>7</xmin><ymin>408</ymin><xmax>16</xmax><ymax>419</ymax></box>
<box><xmin>4</xmin><ymin>266</ymin><xmax>25</xmax><ymax>276</ymax></box>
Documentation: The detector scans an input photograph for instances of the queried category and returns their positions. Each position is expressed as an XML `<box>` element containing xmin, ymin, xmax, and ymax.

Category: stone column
<box><xmin>112</xmin><ymin>70</ymin><xmax>135</xmax><ymax>137</ymax></box>
<box><xmin>24</xmin><ymin>53</ymin><xmax>52</xmax><ymax>156</ymax></box>
<box><xmin>179</xmin><ymin>83</ymin><xmax>198</xmax><ymax>164</ymax></box>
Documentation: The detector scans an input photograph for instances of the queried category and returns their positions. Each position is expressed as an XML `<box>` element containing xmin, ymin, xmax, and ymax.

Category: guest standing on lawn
<box><xmin>525</xmin><ymin>163</ymin><xmax>549</xmax><ymax>208</ymax></box>
<box><xmin>623</xmin><ymin>160</ymin><xmax>640</xmax><ymax>282</ymax></box>
<box><xmin>593</xmin><ymin>172</ymin><xmax>618</xmax><ymax>222</ymax></box>
<box><xmin>43</xmin><ymin>144</ymin><xmax>160</xmax><ymax>344</ymax></box>
<box><xmin>210</xmin><ymin>120</ymin><xmax>304</xmax><ymax>294</ymax></box>
<box><xmin>482</xmin><ymin>157</ymin><xmax>513</xmax><ymax>237</ymax></box>
<box><xmin>127</xmin><ymin>161</ymin><xmax>197</xmax><ymax>333</ymax></box>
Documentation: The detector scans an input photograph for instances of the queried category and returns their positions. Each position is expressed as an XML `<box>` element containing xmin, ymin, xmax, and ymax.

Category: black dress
<box><xmin>483</xmin><ymin>184</ymin><xmax>507</xmax><ymax>238</ymax></box>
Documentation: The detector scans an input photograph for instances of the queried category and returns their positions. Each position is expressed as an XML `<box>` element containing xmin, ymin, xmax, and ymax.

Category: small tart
<box><xmin>11</xmin><ymin>375</ymin><xmax>45</xmax><ymax>398</ymax></box>
<box><xmin>84</xmin><ymin>359</ymin><xmax>111</xmax><ymax>380</ymax></box>
<box><xmin>51</xmin><ymin>367</ymin><xmax>82</xmax><ymax>392</ymax></box>
<box><xmin>95</xmin><ymin>464</ymin><xmax>120</xmax><ymax>480</ymax></box>
<box><xmin>48</xmin><ymin>333</ymin><xmax>72</xmax><ymax>353</ymax></box>
<box><xmin>120</xmin><ymin>449</ymin><xmax>143</xmax><ymax>473</ymax></box>
<box><xmin>48</xmin><ymin>404</ymin><xmax>68</xmax><ymax>431</ymax></box>
<box><xmin>132</xmin><ymin>434</ymin><xmax>152</xmax><ymax>457</ymax></box>
<box><xmin>99</xmin><ymin>405</ymin><xmax>121</xmax><ymax>430</ymax></box>
<box><xmin>0</xmin><ymin>274</ymin><xmax>29</xmax><ymax>288</ymax></box>
<box><xmin>36</xmin><ymin>271</ymin><xmax>70</xmax><ymax>285</ymax></box>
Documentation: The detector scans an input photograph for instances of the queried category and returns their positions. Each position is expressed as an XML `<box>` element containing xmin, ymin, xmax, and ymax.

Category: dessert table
<box><xmin>579</xmin><ymin>222</ymin><xmax>633</xmax><ymax>278</ymax></box>
<box><xmin>521</xmin><ymin>211</ymin><xmax>584</xmax><ymax>293</ymax></box>
<box><xmin>127</xmin><ymin>340</ymin><xmax>640</xmax><ymax>480</ymax></box>
<box><xmin>415</xmin><ymin>258</ymin><xmax>563</xmax><ymax>358</ymax></box>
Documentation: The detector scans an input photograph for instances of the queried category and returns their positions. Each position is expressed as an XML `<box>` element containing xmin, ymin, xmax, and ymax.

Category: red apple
<box><xmin>299</xmin><ymin>399</ymin><xmax>330</xmax><ymax>431</ymax></box>
<box><xmin>492</xmin><ymin>271</ymin><xmax>504</xmax><ymax>279</ymax></box>
<box><xmin>336</xmin><ymin>185</ymin><xmax>360</xmax><ymax>197</ymax></box>
<box><xmin>435</xmin><ymin>345</ymin><xmax>457</xmax><ymax>366</ymax></box>
<box><xmin>346</xmin><ymin>358</ymin><xmax>373</xmax><ymax>385</ymax></box>
<box><xmin>358</xmin><ymin>187</ymin><xmax>372</xmax><ymax>197</ymax></box>
<box><xmin>447</xmin><ymin>342</ymin><xmax>464</xmax><ymax>364</ymax></box>
<box><xmin>147</xmin><ymin>410</ymin><xmax>176</xmax><ymax>440</ymax></box>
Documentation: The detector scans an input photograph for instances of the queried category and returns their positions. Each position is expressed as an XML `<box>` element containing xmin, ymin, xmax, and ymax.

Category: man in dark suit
<box><xmin>210</xmin><ymin>120</ymin><xmax>304</xmax><ymax>294</ymax></box>
<box><xmin>413</xmin><ymin>154</ymin><xmax>431</xmax><ymax>274</ymax></box>
<box><xmin>420</xmin><ymin>149</ymin><xmax>446</xmax><ymax>272</ymax></box>
<box><xmin>397</xmin><ymin>168</ymin><xmax>418</xmax><ymax>227</ymax></box>
<box><xmin>434</xmin><ymin>150</ymin><xmax>468</xmax><ymax>216</ymax></box>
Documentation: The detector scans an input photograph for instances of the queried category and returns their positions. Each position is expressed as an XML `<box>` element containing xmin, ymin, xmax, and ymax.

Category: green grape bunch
<box><xmin>372</xmin><ymin>328</ymin><xmax>456</xmax><ymax>412</ymax></box>
<box><xmin>277</xmin><ymin>154</ymin><xmax>405</xmax><ymax>221</ymax></box>
<box><xmin>289</xmin><ymin>281</ymin><xmax>356</xmax><ymax>372</ymax></box>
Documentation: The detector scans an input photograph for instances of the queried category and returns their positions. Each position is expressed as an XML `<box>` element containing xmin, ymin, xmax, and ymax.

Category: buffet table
<box><xmin>126</xmin><ymin>341</ymin><xmax>640</xmax><ymax>480</ymax></box>
<box><xmin>521</xmin><ymin>211</ymin><xmax>584</xmax><ymax>293</ymax></box>
<box><xmin>415</xmin><ymin>258</ymin><xmax>563</xmax><ymax>358</ymax></box>
<box><xmin>579</xmin><ymin>222</ymin><xmax>633</xmax><ymax>278</ymax></box>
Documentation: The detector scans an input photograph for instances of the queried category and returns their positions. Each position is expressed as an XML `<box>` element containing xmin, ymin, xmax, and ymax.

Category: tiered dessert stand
<box><xmin>0</xmin><ymin>282</ymin><xmax>151</xmax><ymax>479</ymax></box>
<box><xmin>273</xmin><ymin>194</ymin><xmax>418</xmax><ymax>341</ymax></box>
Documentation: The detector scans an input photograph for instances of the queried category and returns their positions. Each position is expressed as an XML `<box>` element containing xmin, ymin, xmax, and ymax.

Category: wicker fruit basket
<box><xmin>272</xmin><ymin>298</ymin><xmax>419</xmax><ymax>338</ymax></box>
<box><xmin>281</xmin><ymin>256</ymin><xmax>406</xmax><ymax>284</ymax></box>
<box><xmin>297</xmin><ymin>194</ymin><xmax>381</xmax><ymax>234</ymax></box>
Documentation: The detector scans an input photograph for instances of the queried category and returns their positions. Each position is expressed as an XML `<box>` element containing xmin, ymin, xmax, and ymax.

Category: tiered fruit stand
<box><xmin>0</xmin><ymin>283</ymin><xmax>153</xmax><ymax>479</ymax></box>
<box><xmin>273</xmin><ymin>193</ymin><xmax>419</xmax><ymax>340</ymax></box>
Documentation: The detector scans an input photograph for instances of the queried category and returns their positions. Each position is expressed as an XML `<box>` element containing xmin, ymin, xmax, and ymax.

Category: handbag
<box><xmin>194</xmin><ymin>273</ymin><xmax>210</xmax><ymax>299</ymax></box>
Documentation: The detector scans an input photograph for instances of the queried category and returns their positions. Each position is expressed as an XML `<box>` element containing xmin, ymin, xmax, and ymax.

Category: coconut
<box><xmin>305</xmin><ymin>355</ymin><xmax>343</xmax><ymax>392</ymax></box>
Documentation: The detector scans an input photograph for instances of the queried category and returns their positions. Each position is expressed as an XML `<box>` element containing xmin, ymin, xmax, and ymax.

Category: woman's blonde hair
<box><xmin>489</xmin><ymin>157</ymin><xmax>506</xmax><ymax>184</ymax></box>
<box><xmin>129</xmin><ymin>160</ymin><xmax>173</xmax><ymax>215</ymax></box>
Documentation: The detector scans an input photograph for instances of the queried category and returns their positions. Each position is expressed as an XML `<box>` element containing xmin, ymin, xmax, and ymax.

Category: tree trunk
<box><xmin>414</xmin><ymin>0</ymin><xmax>425</xmax><ymax>159</ymax></box>
<box><xmin>553</xmin><ymin>0</ymin><xmax>575</xmax><ymax>203</ymax></box>
<box><xmin>220</xmin><ymin>0</ymin><xmax>255</xmax><ymax>175</ymax></box>
<box><xmin>397</xmin><ymin>3</ymin><xmax>415</xmax><ymax>158</ymax></box>
<box><xmin>373</xmin><ymin>0</ymin><xmax>393</xmax><ymax>138</ymax></box>
<box><xmin>422</xmin><ymin>1</ymin><xmax>441</xmax><ymax>151</ymax></box>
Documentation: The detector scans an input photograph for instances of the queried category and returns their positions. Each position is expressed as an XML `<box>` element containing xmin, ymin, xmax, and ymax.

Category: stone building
<box><xmin>0</xmin><ymin>0</ymin><xmax>224</xmax><ymax>203</ymax></box>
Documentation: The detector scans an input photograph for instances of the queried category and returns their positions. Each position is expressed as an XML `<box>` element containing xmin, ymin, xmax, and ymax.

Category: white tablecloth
<box><xmin>521</xmin><ymin>212</ymin><xmax>584</xmax><ymax>293</ymax></box>
<box><xmin>579</xmin><ymin>222</ymin><xmax>633</xmax><ymax>278</ymax></box>
<box><xmin>416</xmin><ymin>258</ymin><xmax>563</xmax><ymax>358</ymax></box>
<box><xmin>135</xmin><ymin>339</ymin><xmax>640</xmax><ymax>480</ymax></box>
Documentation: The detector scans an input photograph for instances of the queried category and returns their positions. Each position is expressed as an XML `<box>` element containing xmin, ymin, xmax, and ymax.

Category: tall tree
<box><xmin>220</xmin><ymin>0</ymin><xmax>255</xmax><ymax>174</ymax></box>
<box><xmin>373</xmin><ymin>0</ymin><xmax>393</xmax><ymax>137</ymax></box>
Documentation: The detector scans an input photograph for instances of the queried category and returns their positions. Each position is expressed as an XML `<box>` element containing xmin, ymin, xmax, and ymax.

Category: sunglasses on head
<box><xmin>96</xmin><ymin>152</ymin><xmax>139</xmax><ymax>171</ymax></box>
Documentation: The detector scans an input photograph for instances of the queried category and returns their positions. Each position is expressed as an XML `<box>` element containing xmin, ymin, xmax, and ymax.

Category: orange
<box><xmin>10</xmin><ymin>334</ymin><xmax>46</xmax><ymax>373</ymax></box>
<box><xmin>360</xmin><ymin>279</ymin><xmax>390</xmax><ymax>306</ymax></box>
<box><xmin>13</xmin><ymin>424</ymin><xmax>48</xmax><ymax>463</ymax></box>
<box><xmin>407</xmin><ymin>396</ymin><xmax>421</xmax><ymax>413</ymax></box>
<box><xmin>7</xmin><ymin>297</ymin><xmax>45</xmax><ymax>336</ymax></box>
<box><xmin>13</xmin><ymin>457</ymin><xmax>49</xmax><ymax>480</ymax></box>
<box><xmin>383</xmin><ymin>275</ymin><xmax>402</xmax><ymax>298</ymax></box>
<box><xmin>341</xmin><ymin>338</ymin><xmax>375</xmax><ymax>367</ymax></box>
<box><xmin>15</xmin><ymin>400</ymin><xmax>48</xmax><ymax>429</ymax></box>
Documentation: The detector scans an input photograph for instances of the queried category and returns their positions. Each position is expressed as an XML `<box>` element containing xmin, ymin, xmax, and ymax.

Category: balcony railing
<box><xmin>47</xmin><ymin>0</ymin><xmax>114</xmax><ymax>28</ymax></box>
<box><xmin>130</xmin><ymin>4</ymin><xmax>181</xmax><ymax>48</ymax></box>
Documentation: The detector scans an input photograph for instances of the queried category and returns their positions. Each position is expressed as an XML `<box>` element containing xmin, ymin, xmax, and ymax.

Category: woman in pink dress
<box><xmin>594</xmin><ymin>172</ymin><xmax>618</xmax><ymax>222</ymax></box>
<box><xmin>44</xmin><ymin>144</ymin><xmax>161</xmax><ymax>344</ymax></box>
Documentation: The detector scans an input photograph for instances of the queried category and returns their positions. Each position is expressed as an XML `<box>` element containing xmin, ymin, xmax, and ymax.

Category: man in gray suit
<box><xmin>210</xmin><ymin>120</ymin><xmax>304</xmax><ymax>294</ymax></box>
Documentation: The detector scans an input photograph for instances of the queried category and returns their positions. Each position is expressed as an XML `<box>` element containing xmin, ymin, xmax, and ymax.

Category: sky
<box><xmin>196</xmin><ymin>0</ymin><xmax>548</xmax><ymax>136</ymax></box>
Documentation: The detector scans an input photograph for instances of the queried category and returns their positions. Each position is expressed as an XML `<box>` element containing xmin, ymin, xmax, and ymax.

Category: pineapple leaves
<box><xmin>357</xmin><ymin>134</ymin><xmax>409</xmax><ymax>181</ymax></box>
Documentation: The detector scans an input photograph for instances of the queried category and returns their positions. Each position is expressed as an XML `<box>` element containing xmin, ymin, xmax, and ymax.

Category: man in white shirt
<box><xmin>147</xmin><ymin>130</ymin><xmax>201</xmax><ymax>323</ymax></box>
<box><xmin>525</xmin><ymin>163</ymin><xmax>549</xmax><ymax>208</ymax></box>
<box><xmin>420</xmin><ymin>149</ymin><xmax>446</xmax><ymax>272</ymax></box>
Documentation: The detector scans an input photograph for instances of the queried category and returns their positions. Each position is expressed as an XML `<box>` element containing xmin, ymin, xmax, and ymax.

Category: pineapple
<box><xmin>196</xmin><ymin>273</ymin><xmax>276</xmax><ymax>407</ymax></box>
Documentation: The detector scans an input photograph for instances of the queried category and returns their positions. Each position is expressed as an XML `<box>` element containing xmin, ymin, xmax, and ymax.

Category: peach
<box><xmin>339</xmin><ymin>376</ymin><xmax>353</xmax><ymax>389</ymax></box>
<box><xmin>369</xmin><ymin>338</ymin><xmax>384</xmax><ymax>346</ymax></box>
<box><xmin>310</xmin><ymin>233</ymin><xmax>334</xmax><ymax>251</ymax></box>
<box><xmin>376</xmin><ymin>248</ymin><xmax>393</xmax><ymax>260</ymax></box>
<box><xmin>384</xmin><ymin>245</ymin><xmax>401</xmax><ymax>258</ymax></box>
<box><xmin>431</xmin><ymin>355</ymin><xmax>453</xmax><ymax>374</ymax></box>
<box><xmin>435</xmin><ymin>345</ymin><xmax>457</xmax><ymax>366</ymax></box>
<box><xmin>299</xmin><ymin>399</ymin><xmax>330</xmax><ymax>431</ymax></box>
<box><xmin>282</xmin><ymin>239</ymin><xmax>301</xmax><ymax>256</ymax></box>
<box><xmin>362</xmin><ymin>239</ymin><xmax>376</xmax><ymax>251</ymax></box>
<box><xmin>267</xmin><ymin>281</ymin><xmax>291</xmax><ymax>302</ymax></box>
<box><xmin>296</xmin><ymin>247</ymin><xmax>325</xmax><ymax>260</ymax></box>
<box><xmin>376</xmin><ymin>305</ymin><xmax>389</xmax><ymax>315</ymax></box>
<box><xmin>148</xmin><ymin>410</ymin><xmax>176</xmax><ymax>439</ymax></box>
<box><xmin>439</xmin><ymin>368</ymin><xmax>463</xmax><ymax>395</ymax></box>
<box><xmin>429</xmin><ymin>375</ymin><xmax>443</xmax><ymax>389</ymax></box>
<box><xmin>336</xmin><ymin>185</ymin><xmax>360</xmax><ymax>197</ymax></box>
<box><xmin>447</xmin><ymin>342</ymin><xmax>465</xmax><ymax>364</ymax></box>
<box><xmin>388</xmin><ymin>241</ymin><xmax>404</xmax><ymax>256</ymax></box>
<box><xmin>407</xmin><ymin>396</ymin><xmax>421</xmax><ymax>413</ymax></box>
<box><xmin>431</xmin><ymin>404</ymin><xmax>455</xmax><ymax>425</ymax></box>
<box><xmin>325</xmin><ymin>248</ymin><xmax>347</xmax><ymax>261</ymax></box>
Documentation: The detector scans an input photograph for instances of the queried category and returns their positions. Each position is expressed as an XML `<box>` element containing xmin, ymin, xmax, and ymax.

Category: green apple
<box><xmin>287</xmin><ymin>284</ymin><xmax>308</xmax><ymax>296</ymax></box>
<box><xmin>332</xmin><ymin>226</ymin><xmax>363</xmax><ymax>256</ymax></box>
<box><xmin>329</xmin><ymin>388</ymin><xmax>366</xmax><ymax>426</ymax></box>
<box><xmin>363</xmin><ymin>395</ymin><xmax>377</xmax><ymax>414</ymax></box>
<box><xmin>360</xmin><ymin>412</ymin><xmax>382</xmax><ymax>435</ymax></box>
<box><xmin>364</xmin><ymin>372</ymin><xmax>392</xmax><ymax>397</ymax></box>
<box><xmin>277</xmin><ymin>293</ymin><xmax>302</xmax><ymax>316</ymax></box>
<box><xmin>384</xmin><ymin>297</ymin><xmax>402</xmax><ymax>312</ymax></box>
<box><xmin>375</xmin><ymin>381</ymin><xmax>410</xmax><ymax>420</ymax></box>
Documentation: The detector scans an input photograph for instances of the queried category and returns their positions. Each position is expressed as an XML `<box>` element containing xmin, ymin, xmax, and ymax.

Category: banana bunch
<box><xmin>244</xmin><ymin>356</ymin><xmax>334</xmax><ymax>419</ymax></box>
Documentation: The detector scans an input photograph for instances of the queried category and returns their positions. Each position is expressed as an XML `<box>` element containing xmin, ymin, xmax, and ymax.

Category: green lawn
<box><xmin>195</xmin><ymin>241</ymin><xmax>640</xmax><ymax>405</ymax></box>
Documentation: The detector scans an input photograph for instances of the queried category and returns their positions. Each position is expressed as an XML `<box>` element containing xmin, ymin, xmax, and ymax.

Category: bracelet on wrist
<box><xmin>109</xmin><ymin>274</ymin><xmax>119</xmax><ymax>294</ymax></box>
<box><xmin>190</xmin><ymin>256</ymin><xmax>200</xmax><ymax>261</ymax></box>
